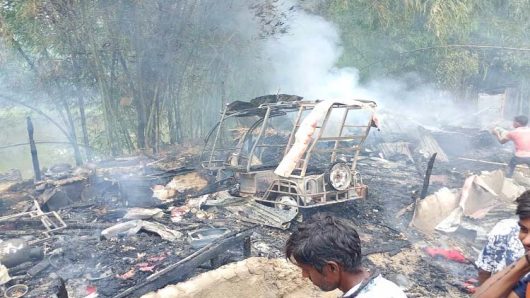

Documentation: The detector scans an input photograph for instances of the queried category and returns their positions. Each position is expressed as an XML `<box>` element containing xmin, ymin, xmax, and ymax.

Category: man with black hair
<box><xmin>474</xmin><ymin>190</ymin><xmax>530</xmax><ymax>297</ymax></box>
<box><xmin>493</xmin><ymin>115</ymin><xmax>530</xmax><ymax>177</ymax></box>
<box><xmin>285</xmin><ymin>214</ymin><xmax>406</xmax><ymax>297</ymax></box>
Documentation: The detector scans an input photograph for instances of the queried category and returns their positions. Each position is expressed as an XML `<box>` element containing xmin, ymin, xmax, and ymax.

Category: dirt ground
<box><xmin>143</xmin><ymin>257</ymin><xmax>342</xmax><ymax>298</ymax></box>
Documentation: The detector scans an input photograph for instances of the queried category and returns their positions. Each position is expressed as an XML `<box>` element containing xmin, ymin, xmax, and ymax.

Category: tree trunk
<box><xmin>118</xmin><ymin>52</ymin><xmax>146</xmax><ymax>149</ymax></box>
<box><xmin>77</xmin><ymin>94</ymin><xmax>92</xmax><ymax>161</ymax></box>
<box><xmin>61</xmin><ymin>97</ymin><xmax>83</xmax><ymax>166</ymax></box>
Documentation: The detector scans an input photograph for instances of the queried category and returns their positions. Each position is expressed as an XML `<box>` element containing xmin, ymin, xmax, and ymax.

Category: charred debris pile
<box><xmin>0</xmin><ymin>147</ymin><xmax>292</xmax><ymax>298</ymax></box>
<box><xmin>0</xmin><ymin>103</ymin><xmax>527</xmax><ymax>297</ymax></box>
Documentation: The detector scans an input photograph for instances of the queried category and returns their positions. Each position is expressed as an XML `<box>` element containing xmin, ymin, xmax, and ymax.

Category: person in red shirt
<box><xmin>493</xmin><ymin>115</ymin><xmax>530</xmax><ymax>177</ymax></box>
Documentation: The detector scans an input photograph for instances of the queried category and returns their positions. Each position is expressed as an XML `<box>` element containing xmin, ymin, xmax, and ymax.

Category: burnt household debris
<box><xmin>0</xmin><ymin>94</ymin><xmax>526</xmax><ymax>298</ymax></box>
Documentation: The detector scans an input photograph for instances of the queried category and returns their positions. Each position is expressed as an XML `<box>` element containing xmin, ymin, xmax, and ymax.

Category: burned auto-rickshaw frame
<box><xmin>201</xmin><ymin>96</ymin><xmax>377</xmax><ymax>212</ymax></box>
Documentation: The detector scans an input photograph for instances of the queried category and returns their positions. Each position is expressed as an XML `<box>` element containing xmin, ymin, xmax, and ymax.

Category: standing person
<box><xmin>473</xmin><ymin>190</ymin><xmax>530</xmax><ymax>298</ymax></box>
<box><xmin>476</xmin><ymin>218</ymin><xmax>525</xmax><ymax>284</ymax></box>
<box><xmin>285</xmin><ymin>214</ymin><xmax>406</xmax><ymax>298</ymax></box>
<box><xmin>493</xmin><ymin>115</ymin><xmax>530</xmax><ymax>177</ymax></box>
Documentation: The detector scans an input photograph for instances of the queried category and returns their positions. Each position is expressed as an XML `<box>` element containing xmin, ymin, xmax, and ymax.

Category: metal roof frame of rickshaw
<box><xmin>281</xmin><ymin>100</ymin><xmax>377</xmax><ymax>178</ymax></box>
<box><xmin>201</xmin><ymin>99</ymin><xmax>377</xmax><ymax>174</ymax></box>
<box><xmin>201</xmin><ymin>101</ymin><xmax>302</xmax><ymax>171</ymax></box>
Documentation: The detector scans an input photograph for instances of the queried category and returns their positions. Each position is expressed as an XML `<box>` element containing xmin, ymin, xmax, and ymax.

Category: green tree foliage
<box><xmin>0</xmin><ymin>0</ymin><xmax>277</xmax><ymax>157</ymax></box>
<box><xmin>321</xmin><ymin>0</ymin><xmax>530</xmax><ymax>97</ymax></box>
<box><xmin>1</xmin><ymin>0</ymin><xmax>529</xmax><ymax>159</ymax></box>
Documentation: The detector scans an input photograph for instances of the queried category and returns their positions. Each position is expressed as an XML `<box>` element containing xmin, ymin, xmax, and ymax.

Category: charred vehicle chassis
<box><xmin>201</xmin><ymin>94</ymin><xmax>377</xmax><ymax>213</ymax></box>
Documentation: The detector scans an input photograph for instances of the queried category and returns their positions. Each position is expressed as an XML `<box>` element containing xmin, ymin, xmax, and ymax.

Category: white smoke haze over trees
<box><xmin>0</xmin><ymin>0</ymin><xmax>529</xmax><ymax>173</ymax></box>
<box><xmin>263</xmin><ymin>8</ymin><xmax>362</xmax><ymax>99</ymax></box>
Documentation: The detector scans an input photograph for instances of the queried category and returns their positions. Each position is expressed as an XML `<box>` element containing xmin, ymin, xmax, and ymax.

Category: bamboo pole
<box><xmin>458</xmin><ymin>157</ymin><xmax>528</xmax><ymax>169</ymax></box>
<box><xmin>26</xmin><ymin>117</ymin><xmax>41</xmax><ymax>181</ymax></box>
<box><xmin>0</xmin><ymin>141</ymin><xmax>94</xmax><ymax>150</ymax></box>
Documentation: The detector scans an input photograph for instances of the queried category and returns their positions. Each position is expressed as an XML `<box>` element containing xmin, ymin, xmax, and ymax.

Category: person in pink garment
<box><xmin>493</xmin><ymin>115</ymin><xmax>530</xmax><ymax>177</ymax></box>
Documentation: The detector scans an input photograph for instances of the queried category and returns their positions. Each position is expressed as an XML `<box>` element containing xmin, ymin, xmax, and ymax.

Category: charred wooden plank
<box><xmin>27</xmin><ymin>258</ymin><xmax>50</xmax><ymax>277</ymax></box>
<box><xmin>114</xmin><ymin>226</ymin><xmax>255</xmax><ymax>298</ymax></box>
<box><xmin>420</xmin><ymin>153</ymin><xmax>437</xmax><ymax>199</ymax></box>
<box><xmin>243</xmin><ymin>236</ymin><xmax>252</xmax><ymax>258</ymax></box>
<box><xmin>362</xmin><ymin>240</ymin><xmax>411</xmax><ymax>257</ymax></box>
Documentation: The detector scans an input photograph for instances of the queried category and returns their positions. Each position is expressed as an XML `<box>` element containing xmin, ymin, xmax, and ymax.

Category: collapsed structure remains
<box><xmin>0</xmin><ymin>94</ymin><xmax>526</xmax><ymax>297</ymax></box>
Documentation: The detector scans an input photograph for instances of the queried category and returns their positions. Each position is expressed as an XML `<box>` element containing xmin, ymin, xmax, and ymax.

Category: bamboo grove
<box><xmin>0</xmin><ymin>0</ymin><xmax>529</xmax><ymax>162</ymax></box>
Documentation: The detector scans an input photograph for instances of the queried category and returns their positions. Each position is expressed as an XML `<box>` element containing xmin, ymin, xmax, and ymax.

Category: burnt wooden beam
<box><xmin>362</xmin><ymin>240</ymin><xmax>411</xmax><ymax>257</ymax></box>
<box><xmin>243</xmin><ymin>236</ymin><xmax>252</xmax><ymax>258</ymax></box>
<box><xmin>27</xmin><ymin>258</ymin><xmax>50</xmax><ymax>277</ymax></box>
<box><xmin>420</xmin><ymin>153</ymin><xmax>437</xmax><ymax>199</ymax></box>
<box><xmin>8</xmin><ymin>261</ymin><xmax>33</xmax><ymax>276</ymax></box>
<box><xmin>114</xmin><ymin>227</ymin><xmax>255</xmax><ymax>298</ymax></box>
<box><xmin>27</xmin><ymin>117</ymin><xmax>41</xmax><ymax>181</ymax></box>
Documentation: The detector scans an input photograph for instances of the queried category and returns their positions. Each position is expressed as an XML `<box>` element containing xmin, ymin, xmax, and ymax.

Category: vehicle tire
<box><xmin>274</xmin><ymin>195</ymin><xmax>300</xmax><ymax>214</ymax></box>
<box><xmin>324</xmin><ymin>162</ymin><xmax>353</xmax><ymax>191</ymax></box>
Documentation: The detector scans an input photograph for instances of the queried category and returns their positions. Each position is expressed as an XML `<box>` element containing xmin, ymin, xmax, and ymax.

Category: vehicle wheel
<box><xmin>274</xmin><ymin>195</ymin><xmax>299</xmax><ymax>214</ymax></box>
<box><xmin>325</xmin><ymin>162</ymin><xmax>352</xmax><ymax>191</ymax></box>
<box><xmin>228</xmin><ymin>183</ymin><xmax>240</xmax><ymax>197</ymax></box>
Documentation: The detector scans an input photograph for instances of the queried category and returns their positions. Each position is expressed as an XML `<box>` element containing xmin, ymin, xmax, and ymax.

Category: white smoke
<box><xmin>262</xmin><ymin>4</ymin><xmax>473</xmax><ymax>130</ymax></box>
<box><xmin>264</xmin><ymin>10</ymin><xmax>367</xmax><ymax>100</ymax></box>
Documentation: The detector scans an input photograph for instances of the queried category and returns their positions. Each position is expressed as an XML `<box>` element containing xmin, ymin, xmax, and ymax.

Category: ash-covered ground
<box><xmin>0</xmin><ymin>127</ymin><xmax>524</xmax><ymax>298</ymax></box>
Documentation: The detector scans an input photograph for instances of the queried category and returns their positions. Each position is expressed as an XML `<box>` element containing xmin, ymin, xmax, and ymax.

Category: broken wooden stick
<box><xmin>420</xmin><ymin>153</ymin><xmax>437</xmax><ymax>199</ymax></box>
<box><xmin>458</xmin><ymin>157</ymin><xmax>528</xmax><ymax>169</ymax></box>
<box><xmin>362</xmin><ymin>240</ymin><xmax>411</xmax><ymax>257</ymax></box>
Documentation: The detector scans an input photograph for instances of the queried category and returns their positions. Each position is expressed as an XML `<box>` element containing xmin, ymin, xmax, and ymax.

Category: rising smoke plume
<box><xmin>261</xmin><ymin>2</ymin><xmax>475</xmax><ymax>130</ymax></box>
